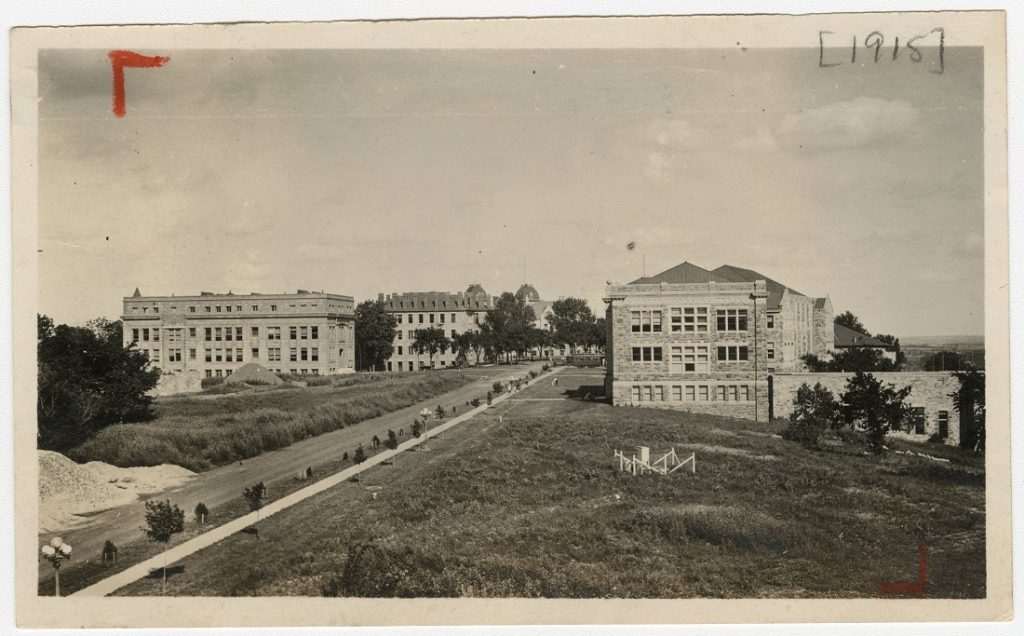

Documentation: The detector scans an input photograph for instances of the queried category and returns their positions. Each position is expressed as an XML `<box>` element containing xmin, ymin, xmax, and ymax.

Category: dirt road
<box><xmin>39</xmin><ymin>363</ymin><xmax>546</xmax><ymax>581</ymax></box>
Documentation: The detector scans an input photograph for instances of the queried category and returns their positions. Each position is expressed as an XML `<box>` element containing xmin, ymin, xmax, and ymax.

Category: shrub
<box><xmin>486</xmin><ymin>391</ymin><xmax>493</xmax><ymax>406</ymax></box>
<box><xmin>412</xmin><ymin>421</ymin><xmax>422</xmax><ymax>438</ymax></box>
<box><xmin>385</xmin><ymin>430</ymin><xmax>398</xmax><ymax>450</ymax></box>
<box><xmin>435</xmin><ymin>405</ymin><xmax>446</xmax><ymax>420</ymax></box>
<box><xmin>470</xmin><ymin>398</ymin><xmax>481</xmax><ymax>408</ymax></box>
<box><xmin>528</xmin><ymin>370</ymin><xmax>538</xmax><ymax>379</ymax></box>
<box><xmin>194</xmin><ymin>502</ymin><xmax>210</xmax><ymax>523</ymax></box>
<box><xmin>782</xmin><ymin>383</ymin><xmax>839</xmax><ymax>448</ymax></box>
<box><xmin>201</xmin><ymin>376</ymin><xmax>226</xmax><ymax>389</ymax></box>
<box><xmin>839</xmin><ymin>372</ymin><xmax>912</xmax><ymax>454</ymax></box>
<box><xmin>342</xmin><ymin>451</ymin><xmax>349</xmax><ymax>461</ymax></box>
<box><xmin>542</xmin><ymin>364</ymin><xmax>550</xmax><ymax>371</ymax></box>
<box><xmin>354</xmin><ymin>445</ymin><xmax>367</xmax><ymax>464</ymax></box>
<box><xmin>492</xmin><ymin>381</ymin><xmax>503</xmax><ymax>393</ymax></box>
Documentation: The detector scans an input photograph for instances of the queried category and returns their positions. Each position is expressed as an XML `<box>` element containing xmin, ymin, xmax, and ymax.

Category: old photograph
<box><xmin>10</xmin><ymin>11</ymin><xmax>1011</xmax><ymax>629</ymax></box>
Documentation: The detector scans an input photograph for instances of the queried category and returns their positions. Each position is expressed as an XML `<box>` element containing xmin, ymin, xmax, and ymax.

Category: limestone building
<box><xmin>605</xmin><ymin>261</ymin><xmax>837</xmax><ymax>420</ymax></box>
<box><xmin>378</xmin><ymin>284</ymin><xmax>494</xmax><ymax>371</ymax></box>
<box><xmin>122</xmin><ymin>289</ymin><xmax>356</xmax><ymax>378</ymax></box>
<box><xmin>514</xmin><ymin>283</ymin><xmax>562</xmax><ymax>359</ymax></box>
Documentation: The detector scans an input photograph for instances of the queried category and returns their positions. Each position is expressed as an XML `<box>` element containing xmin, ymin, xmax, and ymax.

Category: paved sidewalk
<box><xmin>73</xmin><ymin>366</ymin><xmax>563</xmax><ymax>597</ymax></box>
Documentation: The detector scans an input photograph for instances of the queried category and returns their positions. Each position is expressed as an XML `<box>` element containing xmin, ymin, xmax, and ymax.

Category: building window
<box><xmin>290</xmin><ymin>348</ymin><xmax>298</xmax><ymax>362</ymax></box>
<box><xmin>451</xmin><ymin>313</ymin><xmax>457</xmax><ymax>323</ymax></box>
<box><xmin>767</xmin><ymin>343</ymin><xmax>775</xmax><ymax>360</ymax></box>
<box><xmin>216</xmin><ymin>369</ymin><xmax>223</xmax><ymax>378</ymax></box>
<box><xmin>300</xmin><ymin>348</ymin><xmax>308</xmax><ymax>361</ymax></box>
<box><xmin>237</xmin><ymin>348</ymin><xmax>243</xmax><ymax>362</ymax></box>
<box><xmin>189</xmin><ymin>306</ymin><xmax>196</xmax><ymax>313</ymax></box>
<box><xmin>767</xmin><ymin>315</ymin><xmax>775</xmax><ymax>329</ymax></box>
<box><xmin>716</xmin><ymin>309</ymin><xmax>748</xmax><ymax>332</ymax></box>
<box><xmin>716</xmin><ymin>385</ymin><xmax>727</xmax><ymax>401</ymax></box>
<box><xmin>215</xmin><ymin>327</ymin><xmax>223</xmax><ymax>342</ymax></box>
<box><xmin>226</xmin><ymin>305</ymin><xmax>232</xmax><ymax>313</ymax></box>
<box><xmin>671</xmin><ymin>385</ymin><xmax>682</xmax><ymax>401</ymax></box>
<box><xmin>440</xmin><ymin>314</ymin><xmax>445</xmax><ymax>323</ymax></box>
<box><xmin>911</xmin><ymin>406</ymin><xmax>926</xmax><ymax>434</ymax></box>
<box><xmin>225</xmin><ymin>349</ymin><xmax>233</xmax><ymax>363</ymax></box>
<box><xmin>684</xmin><ymin>307</ymin><xmax>709</xmax><ymax>332</ymax></box>
<box><xmin>630</xmin><ymin>310</ymin><xmax>663</xmax><ymax>333</ymax></box>
<box><xmin>152</xmin><ymin>329</ymin><xmax>160</xmax><ymax>342</ymax></box>
<box><xmin>311</xmin><ymin>326</ymin><xmax>318</xmax><ymax>339</ymax></box>
<box><xmin>204</xmin><ymin>306</ymin><xmax>211</xmax><ymax>313</ymax></box>
<box><xmin>205</xmin><ymin>350</ymin><xmax>212</xmax><ymax>362</ymax></box>
<box><xmin>418</xmin><ymin>314</ymin><xmax>424</xmax><ymax>324</ymax></box>
<box><xmin>716</xmin><ymin>345</ymin><xmax>749</xmax><ymax>362</ymax></box>
<box><xmin>252</xmin><ymin>305</ymin><xmax>259</xmax><ymax>311</ymax></box>
<box><xmin>189</xmin><ymin>348</ymin><xmax>196</xmax><ymax>360</ymax></box>
<box><xmin>189</xmin><ymin>327</ymin><xmax>196</xmax><ymax>338</ymax></box>
<box><xmin>685</xmin><ymin>385</ymin><xmax>696</xmax><ymax>401</ymax></box>
<box><xmin>131</xmin><ymin>328</ymin><xmax>139</xmax><ymax>342</ymax></box>
<box><xmin>290</xmin><ymin>326</ymin><xmax>298</xmax><ymax>340</ymax></box>
<box><xmin>270</xmin><ymin>305</ymin><xmax>277</xmax><ymax>312</ymax></box>
<box><xmin>683</xmin><ymin>345</ymin><xmax>710</xmax><ymax>373</ymax></box>
<box><xmin>408</xmin><ymin>314</ymin><xmax>413</xmax><ymax>323</ymax></box>
<box><xmin>215</xmin><ymin>306</ymin><xmax>222</xmax><ymax>313</ymax></box>
<box><xmin>225</xmin><ymin>328</ymin><xmax>233</xmax><ymax>342</ymax></box>
<box><xmin>236</xmin><ymin>305</ymin><xmax>242</xmax><ymax>312</ymax></box>
<box><xmin>937</xmin><ymin>410</ymin><xmax>949</xmax><ymax>438</ymax></box>
<box><xmin>398</xmin><ymin>346</ymin><xmax>403</xmax><ymax>355</ymax></box>
<box><xmin>451</xmin><ymin>329</ymin><xmax>457</xmax><ymax>339</ymax></box>
<box><xmin>235</xmin><ymin>327</ymin><xmax>243</xmax><ymax>340</ymax></box>
<box><xmin>141</xmin><ymin>328</ymin><xmax>150</xmax><ymax>342</ymax></box>
<box><xmin>631</xmin><ymin>386</ymin><xmax>641</xmax><ymax>402</ymax></box>
<box><xmin>204</xmin><ymin>328</ymin><xmax>212</xmax><ymax>342</ymax></box>
<box><xmin>268</xmin><ymin>327</ymin><xmax>281</xmax><ymax>340</ymax></box>
<box><xmin>397</xmin><ymin>314</ymin><xmax>403</xmax><ymax>324</ymax></box>
<box><xmin>268</xmin><ymin>348</ymin><xmax>281</xmax><ymax>362</ymax></box>
<box><xmin>167</xmin><ymin>349</ymin><xmax>181</xmax><ymax>362</ymax></box>
<box><xmin>698</xmin><ymin>385</ymin><xmax>709</xmax><ymax>401</ymax></box>
<box><xmin>300</xmin><ymin>326</ymin><xmax>308</xmax><ymax>340</ymax></box>
<box><xmin>631</xmin><ymin>346</ymin><xmax>663</xmax><ymax>362</ymax></box>
<box><xmin>251</xmin><ymin>327</ymin><xmax>259</xmax><ymax>338</ymax></box>
<box><xmin>739</xmin><ymin>385</ymin><xmax>751</xmax><ymax>401</ymax></box>
<box><xmin>397</xmin><ymin>331</ymin><xmax>403</xmax><ymax>340</ymax></box>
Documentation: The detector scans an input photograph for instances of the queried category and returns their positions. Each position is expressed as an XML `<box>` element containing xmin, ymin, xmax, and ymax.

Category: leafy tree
<box><xmin>924</xmin><ymin>350</ymin><xmax>968</xmax><ymax>372</ymax></box>
<box><xmin>143</xmin><ymin>499</ymin><xmax>185</xmax><ymax>593</ymax></box>
<box><xmin>411</xmin><ymin>421</ymin><xmax>422</xmax><ymax>438</ymax></box>
<box><xmin>801</xmin><ymin>349</ymin><xmax>897</xmax><ymax>373</ymax></box>
<box><xmin>242</xmin><ymin>482</ymin><xmax>266</xmax><ymax>539</ymax></box>
<box><xmin>951</xmin><ymin>368</ymin><xmax>985</xmax><ymax>452</ymax></box>
<box><xmin>411</xmin><ymin>327</ymin><xmax>450</xmax><ymax>369</ymax></box>
<box><xmin>834</xmin><ymin>311</ymin><xmax>869</xmax><ymax>335</ymax></box>
<box><xmin>385</xmin><ymin>429</ymin><xmax>398</xmax><ymax>450</ymax></box>
<box><xmin>586</xmin><ymin>317</ymin><xmax>608</xmax><ymax>352</ymax></box>
<box><xmin>353</xmin><ymin>444</ymin><xmax>367</xmax><ymax>464</ymax></box>
<box><xmin>450</xmin><ymin>331</ymin><xmax>476</xmax><ymax>367</ymax></box>
<box><xmin>354</xmin><ymin>300</ymin><xmax>397</xmax><ymax>371</ymax></box>
<box><xmin>435</xmin><ymin>404</ymin><xmax>446</xmax><ymax>420</ymax></box>
<box><xmin>480</xmin><ymin>293</ymin><xmax>536</xmax><ymax>363</ymax></box>
<box><xmin>874</xmin><ymin>334</ymin><xmax>906</xmax><ymax>368</ymax></box>
<box><xmin>782</xmin><ymin>383</ymin><xmax>840</xmax><ymax>448</ymax></box>
<box><xmin>839</xmin><ymin>372</ymin><xmax>912</xmax><ymax>453</ymax></box>
<box><xmin>549</xmin><ymin>297</ymin><xmax>595</xmax><ymax>353</ymax></box>
<box><xmin>38</xmin><ymin>314</ymin><xmax>160</xmax><ymax>452</ymax></box>
<box><xmin>194</xmin><ymin>502</ymin><xmax>209</xmax><ymax>524</ymax></box>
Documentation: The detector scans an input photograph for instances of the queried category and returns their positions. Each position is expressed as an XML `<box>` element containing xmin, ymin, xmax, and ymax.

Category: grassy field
<box><xmin>68</xmin><ymin>372</ymin><xmax>478</xmax><ymax>471</ymax></box>
<box><xmin>115</xmin><ymin>370</ymin><xmax>985</xmax><ymax>599</ymax></box>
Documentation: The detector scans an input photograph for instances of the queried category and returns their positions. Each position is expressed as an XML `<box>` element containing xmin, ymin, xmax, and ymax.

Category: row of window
<box><xmin>396</xmin><ymin>329</ymin><xmax>460</xmax><ymax>341</ymax></box>
<box><xmin>145</xmin><ymin>345</ymin><xmax>333</xmax><ymax>365</ymax></box>
<box><xmin>387</xmin><ymin>359</ymin><xmax>456</xmax><ymax>371</ymax></box>
<box><xmin>630</xmin><ymin>383</ymin><xmax>753</xmax><ymax>403</ymax></box>
<box><xmin>396</xmin><ymin>313</ymin><xmax>475</xmax><ymax>325</ymax></box>
<box><xmin>631</xmin><ymin>344</ymin><xmax>777</xmax><ymax>368</ymax></box>
<box><xmin>131</xmin><ymin>325</ymin><xmax>326</xmax><ymax>344</ymax></box>
<box><xmin>630</xmin><ymin>308</ymin><xmax>750</xmax><ymax>333</ymax></box>
<box><xmin>203</xmin><ymin>368</ymin><xmax>323</xmax><ymax>378</ymax></box>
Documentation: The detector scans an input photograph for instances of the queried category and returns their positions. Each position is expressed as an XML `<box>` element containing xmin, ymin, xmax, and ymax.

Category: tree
<box><xmin>385</xmin><ymin>429</ymin><xmax>398</xmax><ymax>450</ymax></box>
<box><xmin>480</xmin><ymin>292</ymin><xmax>536</xmax><ymax>363</ymax></box>
<box><xmin>586</xmin><ymin>317</ymin><xmax>608</xmax><ymax>352</ymax></box>
<box><xmin>839</xmin><ymin>372</ymin><xmax>912</xmax><ymax>453</ymax></box>
<box><xmin>801</xmin><ymin>349</ymin><xmax>896</xmax><ymax>373</ymax></box>
<box><xmin>951</xmin><ymin>368</ymin><xmax>985</xmax><ymax>452</ymax></box>
<box><xmin>143</xmin><ymin>499</ymin><xmax>185</xmax><ymax>593</ymax></box>
<box><xmin>353</xmin><ymin>444</ymin><xmax>367</xmax><ymax>464</ymax></box>
<box><xmin>38</xmin><ymin>314</ymin><xmax>160</xmax><ymax>452</ymax></box>
<box><xmin>549</xmin><ymin>297</ymin><xmax>595</xmax><ymax>353</ymax></box>
<box><xmin>782</xmin><ymin>383</ymin><xmax>840</xmax><ymax>448</ymax></box>
<box><xmin>411</xmin><ymin>327</ymin><xmax>451</xmax><ymax>369</ymax></box>
<box><xmin>874</xmin><ymin>334</ymin><xmax>906</xmax><ymax>368</ymax></box>
<box><xmin>354</xmin><ymin>300</ymin><xmax>397</xmax><ymax>371</ymax></box>
<box><xmin>242</xmin><ymin>482</ymin><xmax>266</xmax><ymax>539</ymax></box>
<box><xmin>435</xmin><ymin>404</ymin><xmax>446</xmax><ymax>420</ymax></box>
<box><xmin>451</xmin><ymin>331</ymin><xmax>476</xmax><ymax>367</ymax></box>
<box><xmin>194</xmin><ymin>502</ymin><xmax>209</xmax><ymax>524</ymax></box>
<box><xmin>834</xmin><ymin>311</ymin><xmax>869</xmax><ymax>335</ymax></box>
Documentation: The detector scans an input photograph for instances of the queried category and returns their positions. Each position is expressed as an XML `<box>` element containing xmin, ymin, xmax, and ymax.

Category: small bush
<box><xmin>412</xmin><ymin>421</ymin><xmax>422</xmax><ymax>438</ymax></box>
<box><xmin>385</xmin><ymin>430</ymin><xmax>398</xmax><ymax>450</ymax></box>
<box><xmin>354</xmin><ymin>445</ymin><xmax>367</xmax><ymax>464</ymax></box>
<box><xmin>201</xmin><ymin>376</ymin><xmax>225</xmax><ymax>389</ymax></box>
<box><xmin>435</xmin><ymin>405</ymin><xmax>446</xmax><ymax>420</ymax></box>
<box><xmin>342</xmin><ymin>451</ymin><xmax>349</xmax><ymax>462</ymax></box>
<box><xmin>782</xmin><ymin>383</ymin><xmax>839</xmax><ymax>449</ymax></box>
<box><xmin>528</xmin><ymin>370</ymin><xmax>538</xmax><ymax>379</ymax></box>
<box><xmin>492</xmin><ymin>381</ymin><xmax>503</xmax><ymax>393</ymax></box>
<box><xmin>542</xmin><ymin>364</ymin><xmax>550</xmax><ymax>372</ymax></box>
<box><xmin>470</xmin><ymin>398</ymin><xmax>481</xmax><ymax>408</ymax></box>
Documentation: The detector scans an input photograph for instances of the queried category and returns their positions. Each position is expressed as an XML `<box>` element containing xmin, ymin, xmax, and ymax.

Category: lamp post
<box><xmin>41</xmin><ymin>536</ymin><xmax>72</xmax><ymax>596</ymax></box>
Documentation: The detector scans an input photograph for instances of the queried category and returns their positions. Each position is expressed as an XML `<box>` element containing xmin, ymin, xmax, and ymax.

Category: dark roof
<box><xmin>834</xmin><ymin>323</ymin><xmax>889</xmax><ymax>348</ymax></box>
<box><xmin>515</xmin><ymin>284</ymin><xmax>540</xmax><ymax>302</ymax></box>
<box><xmin>630</xmin><ymin>261</ymin><xmax>718</xmax><ymax>285</ymax></box>
<box><xmin>710</xmin><ymin>265</ymin><xmax>804</xmax><ymax>311</ymax></box>
<box><xmin>132</xmin><ymin>287</ymin><xmax>141</xmax><ymax>298</ymax></box>
<box><xmin>814</xmin><ymin>297</ymin><xmax>828</xmax><ymax>310</ymax></box>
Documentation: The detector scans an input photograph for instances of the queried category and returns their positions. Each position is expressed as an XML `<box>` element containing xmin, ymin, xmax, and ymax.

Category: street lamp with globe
<box><xmin>41</xmin><ymin>536</ymin><xmax>72</xmax><ymax>596</ymax></box>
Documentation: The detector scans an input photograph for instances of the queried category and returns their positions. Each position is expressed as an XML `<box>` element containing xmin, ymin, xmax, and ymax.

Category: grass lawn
<box><xmin>115</xmin><ymin>372</ymin><xmax>985</xmax><ymax>598</ymax></box>
<box><xmin>67</xmin><ymin>372</ymin><xmax>478</xmax><ymax>471</ymax></box>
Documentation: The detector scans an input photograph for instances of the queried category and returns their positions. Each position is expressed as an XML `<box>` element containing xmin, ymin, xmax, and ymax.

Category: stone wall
<box><xmin>151</xmin><ymin>369</ymin><xmax>202</xmax><ymax>396</ymax></box>
<box><xmin>771</xmin><ymin>371</ymin><xmax>962</xmax><ymax>445</ymax></box>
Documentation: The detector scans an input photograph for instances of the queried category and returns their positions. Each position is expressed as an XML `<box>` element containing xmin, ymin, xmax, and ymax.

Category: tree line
<box><xmin>354</xmin><ymin>293</ymin><xmax>605</xmax><ymax>371</ymax></box>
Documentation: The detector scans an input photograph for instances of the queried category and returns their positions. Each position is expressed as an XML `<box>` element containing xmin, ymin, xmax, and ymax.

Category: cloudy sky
<box><xmin>38</xmin><ymin>47</ymin><xmax>983</xmax><ymax>336</ymax></box>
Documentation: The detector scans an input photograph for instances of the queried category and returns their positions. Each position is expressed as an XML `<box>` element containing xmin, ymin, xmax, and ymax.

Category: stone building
<box><xmin>122</xmin><ymin>289</ymin><xmax>356</xmax><ymax>380</ymax></box>
<box><xmin>514</xmin><ymin>283</ymin><xmax>561</xmax><ymax>359</ymax></box>
<box><xmin>378</xmin><ymin>284</ymin><xmax>494</xmax><ymax>371</ymax></box>
<box><xmin>604</xmin><ymin>273</ymin><xmax>771</xmax><ymax>421</ymax></box>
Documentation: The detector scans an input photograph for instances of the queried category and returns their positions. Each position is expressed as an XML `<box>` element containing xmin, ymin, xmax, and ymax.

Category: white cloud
<box><xmin>775</xmin><ymin>96</ymin><xmax>921</xmax><ymax>151</ymax></box>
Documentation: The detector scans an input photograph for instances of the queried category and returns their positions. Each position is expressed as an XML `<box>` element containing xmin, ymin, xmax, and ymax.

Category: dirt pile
<box><xmin>224</xmin><ymin>362</ymin><xmax>283</xmax><ymax>385</ymax></box>
<box><xmin>38</xmin><ymin>451</ymin><xmax>194</xmax><ymax>533</ymax></box>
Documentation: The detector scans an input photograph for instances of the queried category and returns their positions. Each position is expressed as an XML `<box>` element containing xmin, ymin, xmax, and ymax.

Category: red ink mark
<box><xmin>878</xmin><ymin>544</ymin><xmax>927</xmax><ymax>598</ymax></box>
<box><xmin>108</xmin><ymin>50</ymin><xmax>170</xmax><ymax>118</ymax></box>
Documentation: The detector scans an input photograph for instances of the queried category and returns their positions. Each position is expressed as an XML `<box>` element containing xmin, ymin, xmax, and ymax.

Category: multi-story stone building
<box><xmin>122</xmin><ymin>288</ymin><xmax>356</xmax><ymax>378</ymax></box>
<box><xmin>514</xmin><ymin>283</ymin><xmax>562</xmax><ymax>359</ymax></box>
<box><xmin>378</xmin><ymin>284</ymin><xmax>494</xmax><ymax>371</ymax></box>
<box><xmin>605</xmin><ymin>260</ymin><xmax>839</xmax><ymax>421</ymax></box>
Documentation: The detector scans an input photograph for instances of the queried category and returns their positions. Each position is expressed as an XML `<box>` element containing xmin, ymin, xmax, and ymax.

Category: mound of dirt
<box><xmin>224</xmin><ymin>362</ymin><xmax>283</xmax><ymax>386</ymax></box>
<box><xmin>38</xmin><ymin>451</ymin><xmax>194</xmax><ymax>534</ymax></box>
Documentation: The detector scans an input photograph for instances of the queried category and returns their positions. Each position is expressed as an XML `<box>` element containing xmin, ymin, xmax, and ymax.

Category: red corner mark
<box><xmin>877</xmin><ymin>544</ymin><xmax>927</xmax><ymax>598</ymax></box>
<box><xmin>108</xmin><ymin>50</ymin><xmax>170</xmax><ymax>118</ymax></box>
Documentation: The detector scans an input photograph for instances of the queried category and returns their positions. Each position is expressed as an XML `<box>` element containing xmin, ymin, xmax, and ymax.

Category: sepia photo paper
<box><xmin>9</xmin><ymin>11</ymin><xmax>1011</xmax><ymax>629</ymax></box>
